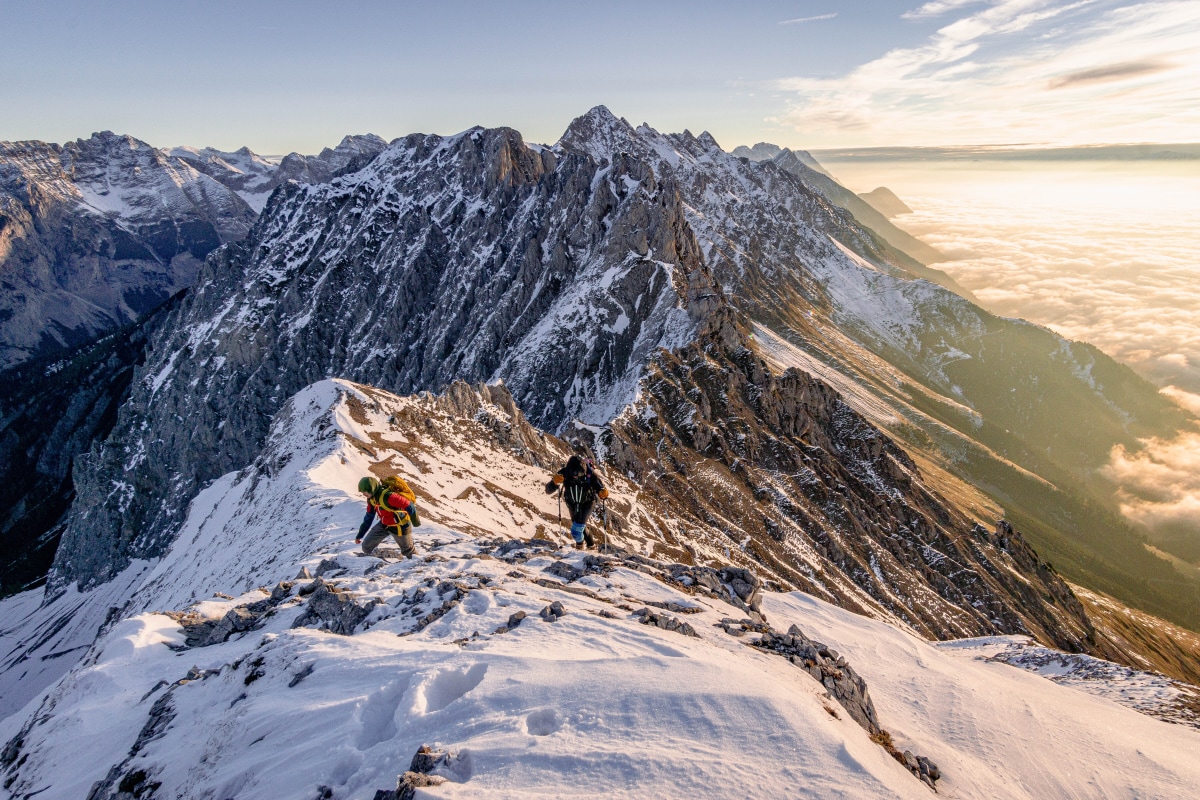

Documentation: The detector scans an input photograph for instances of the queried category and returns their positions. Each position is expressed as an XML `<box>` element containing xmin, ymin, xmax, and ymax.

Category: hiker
<box><xmin>546</xmin><ymin>455</ymin><xmax>608</xmax><ymax>550</ymax></box>
<box><xmin>356</xmin><ymin>475</ymin><xmax>421</xmax><ymax>558</ymax></box>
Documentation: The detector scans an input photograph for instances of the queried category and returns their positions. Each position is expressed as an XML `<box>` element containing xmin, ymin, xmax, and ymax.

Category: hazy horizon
<box><xmin>825</xmin><ymin>156</ymin><xmax>1200</xmax><ymax>549</ymax></box>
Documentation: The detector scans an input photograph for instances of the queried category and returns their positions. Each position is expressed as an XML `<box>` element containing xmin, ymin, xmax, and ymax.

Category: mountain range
<box><xmin>1</xmin><ymin>106</ymin><xmax>1199</xmax><ymax>796</ymax></box>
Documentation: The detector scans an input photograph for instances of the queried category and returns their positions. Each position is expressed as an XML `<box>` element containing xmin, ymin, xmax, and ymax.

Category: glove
<box><xmin>598</xmin><ymin>488</ymin><xmax>609</xmax><ymax>499</ymax></box>
<box><xmin>553</xmin><ymin>474</ymin><xmax>564</xmax><ymax>485</ymax></box>
<box><xmin>355</xmin><ymin>538</ymin><xmax>362</xmax><ymax>544</ymax></box>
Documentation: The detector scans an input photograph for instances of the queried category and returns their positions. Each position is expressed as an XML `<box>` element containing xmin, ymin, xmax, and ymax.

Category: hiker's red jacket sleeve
<box><xmin>372</xmin><ymin>493</ymin><xmax>411</xmax><ymax>527</ymax></box>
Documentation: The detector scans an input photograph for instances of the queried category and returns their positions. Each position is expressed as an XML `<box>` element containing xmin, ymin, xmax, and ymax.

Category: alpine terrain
<box><xmin>0</xmin><ymin>132</ymin><xmax>388</xmax><ymax>596</ymax></box>
<box><xmin>2</xmin><ymin>379</ymin><xmax>1198</xmax><ymax>798</ymax></box>
<box><xmin>1</xmin><ymin>107</ymin><xmax>1198</xmax><ymax>797</ymax></box>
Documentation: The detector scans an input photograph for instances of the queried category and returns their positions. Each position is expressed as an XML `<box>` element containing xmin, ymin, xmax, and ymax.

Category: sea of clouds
<box><xmin>830</xmin><ymin>158</ymin><xmax>1200</xmax><ymax>549</ymax></box>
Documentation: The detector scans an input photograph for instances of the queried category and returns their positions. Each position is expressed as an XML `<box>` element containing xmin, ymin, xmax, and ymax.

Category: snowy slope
<box><xmin>4</xmin><ymin>379</ymin><xmax>1198</xmax><ymax>799</ymax></box>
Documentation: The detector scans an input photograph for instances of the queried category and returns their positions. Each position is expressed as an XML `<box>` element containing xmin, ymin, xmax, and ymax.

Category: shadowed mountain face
<box><xmin>0</xmin><ymin>297</ymin><xmax>181</xmax><ymax>596</ymax></box>
<box><xmin>0</xmin><ymin>133</ymin><xmax>257</xmax><ymax>371</ymax></box>
<box><xmin>0</xmin><ymin>132</ymin><xmax>391</xmax><ymax>373</ymax></box>
<box><xmin>47</xmin><ymin>108</ymin><xmax>1198</xmax><ymax>663</ymax></box>
<box><xmin>0</xmin><ymin>133</ymin><xmax>394</xmax><ymax>598</ymax></box>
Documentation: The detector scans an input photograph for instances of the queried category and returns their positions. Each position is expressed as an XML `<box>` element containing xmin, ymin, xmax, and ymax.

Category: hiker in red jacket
<box><xmin>356</xmin><ymin>476</ymin><xmax>418</xmax><ymax>558</ymax></box>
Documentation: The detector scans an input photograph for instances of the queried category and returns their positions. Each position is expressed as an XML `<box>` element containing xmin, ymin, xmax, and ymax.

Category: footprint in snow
<box><xmin>463</xmin><ymin>590</ymin><xmax>490</xmax><ymax>615</ymax></box>
<box><xmin>355</xmin><ymin>675</ymin><xmax>411</xmax><ymax>750</ymax></box>
<box><xmin>525</xmin><ymin>707</ymin><xmax>561</xmax><ymax>736</ymax></box>
<box><xmin>417</xmin><ymin>663</ymin><xmax>488</xmax><ymax>713</ymax></box>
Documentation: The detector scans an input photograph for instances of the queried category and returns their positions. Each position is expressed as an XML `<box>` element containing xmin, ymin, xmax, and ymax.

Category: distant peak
<box><xmin>557</xmin><ymin>106</ymin><xmax>637</xmax><ymax>158</ymax></box>
<box><xmin>730</xmin><ymin>142</ymin><xmax>783</xmax><ymax>162</ymax></box>
<box><xmin>335</xmin><ymin>133</ymin><xmax>387</xmax><ymax>152</ymax></box>
<box><xmin>579</xmin><ymin>105</ymin><xmax>621</xmax><ymax>125</ymax></box>
<box><xmin>78</xmin><ymin>131</ymin><xmax>150</xmax><ymax>152</ymax></box>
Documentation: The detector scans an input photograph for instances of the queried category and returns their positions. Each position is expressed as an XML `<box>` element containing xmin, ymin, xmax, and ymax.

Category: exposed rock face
<box><xmin>767</xmin><ymin>147</ymin><xmax>953</xmax><ymax>279</ymax></box>
<box><xmin>566</xmin><ymin>111</ymin><xmax>1194</xmax><ymax>630</ymax></box>
<box><xmin>53</xmin><ymin>119</ymin><xmax>714</xmax><ymax>589</ymax></box>
<box><xmin>0</xmin><ymin>295</ymin><xmax>178</xmax><ymax>596</ymax></box>
<box><xmin>605</xmin><ymin>321</ymin><xmax>1096</xmax><ymax>650</ymax></box>
<box><xmin>0</xmin><ymin>133</ymin><xmax>258</xmax><ymax>370</ymax></box>
<box><xmin>49</xmin><ymin>107</ymin><xmax>1194</xmax><ymax>653</ymax></box>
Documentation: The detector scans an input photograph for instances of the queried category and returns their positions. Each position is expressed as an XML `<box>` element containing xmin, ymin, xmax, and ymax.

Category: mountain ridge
<box><xmin>3</xmin><ymin>377</ymin><xmax>1198</xmax><ymax>798</ymax></box>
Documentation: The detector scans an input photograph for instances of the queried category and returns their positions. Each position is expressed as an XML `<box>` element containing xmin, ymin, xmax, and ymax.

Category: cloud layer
<box><xmin>870</xmin><ymin>161</ymin><xmax>1200</xmax><ymax>396</ymax></box>
<box><xmin>825</xmin><ymin>157</ymin><xmax>1200</xmax><ymax>550</ymax></box>
<box><xmin>773</xmin><ymin>0</ymin><xmax>1200</xmax><ymax>146</ymax></box>
<box><xmin>1104</xmin><ymin>432</ymin><xmax>1200</xmax><ymax>553</ymax></box>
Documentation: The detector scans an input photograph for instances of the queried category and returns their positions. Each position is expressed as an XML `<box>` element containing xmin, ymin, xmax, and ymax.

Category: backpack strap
<box><xmin>374</xmin><ymin>488</ymin><xmax>409</xmax><ymax>514</ymax></box>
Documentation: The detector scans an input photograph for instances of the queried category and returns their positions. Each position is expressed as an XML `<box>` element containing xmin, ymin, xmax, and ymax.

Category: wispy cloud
<box><xmin>771</xmin><ymin>1</ymin><xmax>1200</xmax><ymax>146</ymax></box>
<box><xmin>1049</xmin><ymin>59</ymin><xmax>1173</xmax><ymax>88</ymax></box>
<box><xmin>779</xmin><ymin>13</ymin><xmax>838</xmax><ymax>25</ymax></box>
<box><xmin>903</xmin><ymin>0</ymin><xmax>990</xmax><ymax>20</ymax></box>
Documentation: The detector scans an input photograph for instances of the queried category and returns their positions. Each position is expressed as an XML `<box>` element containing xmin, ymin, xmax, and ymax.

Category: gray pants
<box><xmin>361</xmin><ymin>522</ymin><xmax>414</xmax><ymax>557</ymax></box>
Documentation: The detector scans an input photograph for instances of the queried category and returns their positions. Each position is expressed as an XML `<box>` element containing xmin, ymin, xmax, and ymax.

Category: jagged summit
<box><xmin>696</xmin><ymin>130</ymin><xmax>722</xmax><ymax>151</ymax></box>
<box><xmin>556</xmin><ymin>104</ymin><xmax>638</xmax><ymax>158</ymax></box>
<box><xmin>730</xmin><ymin>141</ymin><xmax>784</xmax><ymax>161</ymax></box>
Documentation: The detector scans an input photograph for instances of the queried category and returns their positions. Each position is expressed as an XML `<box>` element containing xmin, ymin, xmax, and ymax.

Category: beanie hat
<box><xmin>358</xmin><ymin>476</ymin><xmax>378</xmax><ymax>494</ymax></box>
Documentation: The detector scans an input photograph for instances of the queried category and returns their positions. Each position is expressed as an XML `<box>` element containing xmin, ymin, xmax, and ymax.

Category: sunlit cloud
<box><xmin>866</xmin><ymin>161</ymin><xmax>1200</xmax><ymax>396</ymax></box>
<box><xmin>779</xmin><ymin>13</ymin><xmax>838</xmax><ymax>25</ymax></box>
<box><xmin>772</xmin><ymin>1</ymin><xmax>1200</xmax><ymax>145</ymax></box>
<box><xmin>1104</xmin><ymin>431</ymin><xmax>1200</xmax><ymax>542</ymax></box>
<box><xmin>903</xmin><ymin>0</ymin><xmax>991</xmax><ymax>20</ymax></box>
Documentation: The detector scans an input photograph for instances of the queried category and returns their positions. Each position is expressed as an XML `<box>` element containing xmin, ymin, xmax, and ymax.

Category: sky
<box><xmin>2</xmin><ymin>0</ymin><xmax>1198</xmax><ymax>152</ymax></box>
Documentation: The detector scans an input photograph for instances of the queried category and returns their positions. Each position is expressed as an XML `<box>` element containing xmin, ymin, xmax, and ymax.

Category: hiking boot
<box><xmin>574</xmin><ymin>541</ymin><xmax>585</xmax><ymax>550</ymax></box>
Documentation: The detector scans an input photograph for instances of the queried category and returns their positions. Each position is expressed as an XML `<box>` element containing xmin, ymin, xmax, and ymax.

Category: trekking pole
<box><xmin>602</xmin><ymin>501</ymin><xmax>608</xmax><ymax>550</ymax></box>
<box><xmin>557</xmin><ymin>486</ymin><xmax>562</xmax><ymax>527</ymax></box>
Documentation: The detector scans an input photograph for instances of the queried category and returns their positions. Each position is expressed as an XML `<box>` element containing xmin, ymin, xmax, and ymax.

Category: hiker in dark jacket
<box><xmin>547</xmin><ymin>455</ymin><xmax>607</xmax><ymax>550</ymax></box>
<box><xmin>356</xmin><ymin>476</ymin><xmax>417</xmax><ymax>558</ymax></box>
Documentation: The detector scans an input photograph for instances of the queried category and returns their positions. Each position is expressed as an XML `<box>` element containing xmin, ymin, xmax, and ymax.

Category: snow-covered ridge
<box><xmin>51</xmin><ymin>116</ymin><xmax>717</xmax><ymax>592</ymax></box>
<box><xmin>3</xmin><ymin>378</ymin><xmax>1198</xmax><ymax>798</ymax></box>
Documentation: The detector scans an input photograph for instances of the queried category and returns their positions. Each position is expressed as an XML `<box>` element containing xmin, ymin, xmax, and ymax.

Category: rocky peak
<box><xmin>696</xmin><ymin>130</ymin><xmax>722</xmax><ymax>152</ymax></box>
<box><xmin>557</xmin><ymin>105</ymin><xmax>638</xmax><ymax>161</ymax></box>
<box><xmin>730</xmin><ymin>142</ymin><xmax>784</xmax><ymax>161</ymax></box>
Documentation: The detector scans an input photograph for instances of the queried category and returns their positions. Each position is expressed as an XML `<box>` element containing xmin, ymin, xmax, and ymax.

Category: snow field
<box><xmin>4</xmin><ymin>377</ymin><xmax>1200</xmax><ymax>799</ymax></box>
<box><xmin>767</xmin><ymin>592</ymin><xmax>1200</xmax><ymax>798</ymax></box>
